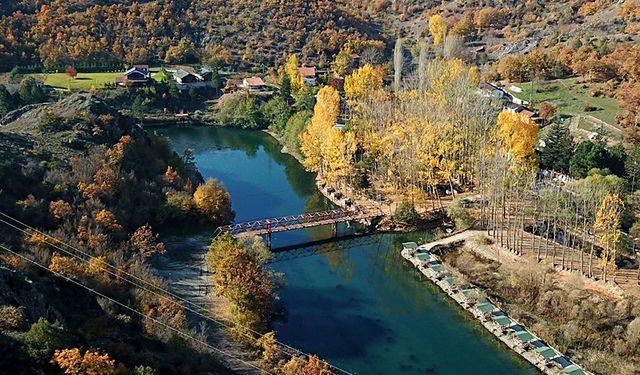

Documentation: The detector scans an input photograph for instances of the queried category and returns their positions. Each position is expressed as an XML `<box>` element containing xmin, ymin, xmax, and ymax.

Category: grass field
<box><xmin>504</xmin><ymin>77</ymin><xmax>626</xmax><ymax>127</ymax></box>
<box><xmin>30</xmin><ymin>72</ymin><xmax>122</xmax><ymax>90</ymax></box>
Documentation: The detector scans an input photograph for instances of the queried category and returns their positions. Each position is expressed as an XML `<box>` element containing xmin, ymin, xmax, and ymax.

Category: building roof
<box><xmin>134</xmin><ymin>64</ymin><xmax>149</xmax><ymax>69</ymax></box>
<box><xmin>535</xmin><ymin>346</ymin><xmax>558</xmax><ymax>359</ymax></box>
<box><xmin>174</xmin><ymin>69</ymin><xmax>195</xmax><ymax>79</ymax></box>
<box><xmin>563</xmin><ymin>365</ymin><xmax>585</xmax><ymax>375</ymax></box>
<box><xmin>402</xmin><ymin>242</ymin><xmax>418</xmax><ymax>249</ymax></box>
<box><xmin>476</xmin><ymin>302</ymin><xmax>496</xmax><ymax>313</ymax></box>
<box><xmin>491</xmin><ymin>315</ymin><xmax>512</xmax><ymax>326</ymax></box>
<box><xmin>298</xmin><ymin>66</ymin><xmax>316</xmax><ymax>78</ymax></box>
<box><xmin>244</xmin><ymin>76</ymin><xmax>265</xmax><ymax>86</ymax></box>
<box><xmin>514</xmin><ymin>330</ymin><xmax>535</xmax><ymax>342</ymax></box>
<box><xmin>123</xmin><ymin>67</ymin><xmax>149</xmax><ymax>77</ymax></box>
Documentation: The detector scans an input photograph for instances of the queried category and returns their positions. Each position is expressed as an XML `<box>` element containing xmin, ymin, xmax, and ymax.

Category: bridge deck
<box><xmin>213</xmin><ymin>208</ymin><xmax>382</xmax><ymax>241</ymax></box>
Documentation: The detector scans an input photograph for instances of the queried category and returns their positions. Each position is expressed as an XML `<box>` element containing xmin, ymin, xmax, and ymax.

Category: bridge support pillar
<box><xmin>266</xmin><ymin>232</ymin><xmax>272</xmax><ymax>249</ymax></box>
<box><xmin>332</xmin><ymin>222</ymin><xmax>338</xmax><ymax>237</ymax></box>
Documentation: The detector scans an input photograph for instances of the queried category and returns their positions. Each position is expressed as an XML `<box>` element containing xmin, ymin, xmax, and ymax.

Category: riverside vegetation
<box><xmin>2</xmin><ymin>1</ymin><xmax>640</xmax><ymax>374</ymax></box>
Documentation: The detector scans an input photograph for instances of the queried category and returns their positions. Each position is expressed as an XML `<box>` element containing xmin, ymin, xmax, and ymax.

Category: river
<box><xmin>155</xmin><ymin>126</ymin><xmax>539</xmax><ymax>375</ymax></box>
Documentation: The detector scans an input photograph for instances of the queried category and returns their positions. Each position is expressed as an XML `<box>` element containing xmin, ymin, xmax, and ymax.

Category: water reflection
<box><xmin>158</xmin><ymin>126</ymin><xmax>539</xmax><ymax>375</ymax></box>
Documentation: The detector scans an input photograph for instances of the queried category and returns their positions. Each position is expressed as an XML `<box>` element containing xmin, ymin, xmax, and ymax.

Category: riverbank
<box><xmin>401</xmin><ymin>231</ymin><xmax>591</xmax><ymax>375</ymax></box>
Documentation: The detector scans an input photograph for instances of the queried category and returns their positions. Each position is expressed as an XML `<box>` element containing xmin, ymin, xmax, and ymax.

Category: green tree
<box><xmin>0</xmin><ymin>85</ymin><xmax>15</xmax><ymax>117</ymax></box>
<box><xmin>626</xmin><ymin>146</ymin><xmax>640</xmax><ymax>191</ymax></box>
<box><xmin>210</xmin><ymin>67</ymin><xmax>222</xmax><ymax>95</ymax></box>
<box><xmin>280</xmin><ymin>74</ymin><xmax>291</xmax><ymax>101</ymax></box>
<box><xmin>569</xmin><ymin>141</ymin><xmax>609</xmax><ymax>178</ymax></box>
<box><xmin>17</xmin><ymin>77</ymin><xmax>46</xmax><ymax>105</ymax></box>
<box><xmin>263</xmin><ymin>96</ymin><xmax>291</xmax><ymax>135</ymax></box>
<box><xmin>21</xmin><ymin>319</ymin><xmax>74</xmax><ymax>363</ymax></box>
<box><xmin>283</xmin><ymin>110</ymin><xmax>311</xmax><ymax>153</ymax></box>
<box><xmin>294</xmin><ymin>85</ymin><xmax>316</xmax><ymax>112</ymax></box>
<box><xmin>540</xmin><ymin>123</ymin><xmax>574</xmax><ymax>172</ymax></box>
<box><xmin>131</xmin><ymin>95</ymin><xmax>145</xmax><ymax>122</ymax></box>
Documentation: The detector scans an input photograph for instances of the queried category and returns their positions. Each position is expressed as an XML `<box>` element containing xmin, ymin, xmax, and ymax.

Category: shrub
<box><xmin>394</xmin><ymin>200</ymin><xmax>419</xmax><ymax>224</ymax></box>
<box><xmin>0</xmin><ymin>306</ymin><xmax>25</xmax><ymax>330</ymax></box>
<box><xmin>475</xmin><ymin>234</ymin><xmax>494</xmax><ymax>245</ymax></box>
<box><xmin>21</xmin><ymin>319</ymin><xmax>74</xmax><ymax>363</ymax></box>
<box><xmin>38</xmin><ymin>111</ymin><xmax>63</xmax><ymax>132</ymax></box>
<box><xmin>446</xmin><ymin>200</ymin><xmax>474</xmax><ymax>229</ymax></box>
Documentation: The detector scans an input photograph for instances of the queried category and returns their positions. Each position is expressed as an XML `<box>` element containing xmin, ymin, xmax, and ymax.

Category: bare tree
<box><xmin>443</xmin><ymin>34</ymin><xmax>466</xmax><ymax>60</ymax></box>
<box><xmin>394</xmin><ymin>37</ymin><xmax>403</xmax><ymax>92</ymax></box>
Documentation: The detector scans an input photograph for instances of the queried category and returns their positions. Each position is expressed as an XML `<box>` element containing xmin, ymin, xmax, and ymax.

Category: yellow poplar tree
<box><xmin>300</xmin><ymin>86</ymin><xmax>342</xmax><ymax>178</ymax></box>
<box><xmin>496</xmin><ymin>111</ymin><xmax>538</xmax><ymax>164</ymax></box>
<box><xmin>429</xmin><ymin>14</ymin><xmax>447</xmax><ymax>46</ymax></box>
<box><xmin>594</xmin><ymin>194</ymin><xmax>624</xmax><ymax>283</ymax></box>
<box><xmin>285</xmin><ymin>54</ymin><xmax>305</xmax><ymax>93</ymax></box>
<box><xmin>344</xmin><ymin>64</ymin><xmax>384</xmax><ymax>103</ymax></box>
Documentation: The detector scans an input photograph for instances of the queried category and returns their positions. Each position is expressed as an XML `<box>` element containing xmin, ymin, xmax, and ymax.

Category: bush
<box><xmin>394</xmin><ymin>200</ymin><xmax>419</xmax><ymax>224</ymax></box>
<box><xmin>21</xmin><ymin>319</ymin><xmax>74</xmax><ymax>363</ymax></box>
<box><xmin>0</xmin><ymin>305</ymin><xmax>25</xmax><ymax>330</ymax></box>
<box><xmin>214</xmin><ymin>94</ymin><xmax>264</xmax><ymax>129</ymax></box>
<box><xmin>475</xmin><ymin>234</ymin><xmax>494</xmax><ymax>245</ymax></box>
<box><xmin>283</xmin><ymin>110</ymin><xmax>311</xmax><ymax>153</ymax></box>
<box><xmin>446</xmin><ymin>200</ymin><xmax>474</xmax><ymax>229</ymax></box>
<box><xmin>38</xmin><ymin>111</ymin><xmax>63</xmax><ymax>132</ymax></box>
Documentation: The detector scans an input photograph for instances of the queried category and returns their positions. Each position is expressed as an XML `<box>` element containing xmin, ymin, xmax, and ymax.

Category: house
<box><xmin>479</xmin><ymin>82</ymin><xmax>513</xmax><ymax>103</ymax></box>
<box><xmin>241</xmin><ymin>76</ymin><xmax>266</xmax><ymax>92</ymax></box>
<box><xmin>116</xmin><ymin>65</ymin><xmax>150</xmax><ymax>87</ymax></box>
<box><xmin>505</xmin><ymin>103</ymin><xmax>538</xmax><ymax>120</ymax></box>
<box><xmin>298</xmin><ymin>66</ymin><xmax>316</xmax><ymax>86</ymax></box>
<box><xmin>198</xmin><ymin>67</ymin><xmax>213</xmax><ymax>82</ymax></box>
<box><xmin>173</xmin><ymin>69</ymin><xmax>199</xmax><ymax>84</ymax></box>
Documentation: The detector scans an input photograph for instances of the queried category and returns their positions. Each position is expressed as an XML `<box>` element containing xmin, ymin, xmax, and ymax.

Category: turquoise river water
<box><xmin>156</xmin><ymin>126</ymin><xmax>539</xmax><ymax>375</ymax></box>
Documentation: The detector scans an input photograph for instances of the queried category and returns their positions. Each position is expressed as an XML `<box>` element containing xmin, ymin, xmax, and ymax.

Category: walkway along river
<box><xmin>155</xmin><ymin>126</ymin><xmax>540</xmax><ymax>375</ymax></box>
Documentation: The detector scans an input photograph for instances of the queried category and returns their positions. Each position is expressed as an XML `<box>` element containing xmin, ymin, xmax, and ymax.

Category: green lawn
<box><xmin>504</xmin><ymin>77</ymin><xmax>626</xmax><ymax>127</ymax></box>
<box><xmin>30</xmin><ymin>72</ymin><xmax>122</xmax><ymax>90</ymax></box>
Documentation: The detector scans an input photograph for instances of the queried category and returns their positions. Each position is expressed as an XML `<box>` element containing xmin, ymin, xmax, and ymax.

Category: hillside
<box><xmin>0</xmin><ymin>0</ymin><xmax>379</xmax><ymax>71</ymax></box>
<box><xmin>0</xmin><ymin>94</ymin><xmax>238</xmax><ymax>374</ymax></box>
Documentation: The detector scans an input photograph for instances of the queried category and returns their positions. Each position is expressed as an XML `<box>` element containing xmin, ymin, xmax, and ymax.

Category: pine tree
<box><xmin>540</xmin><ymin>122</ymin><xmax>574</xmax><ymax>172</ymax></box>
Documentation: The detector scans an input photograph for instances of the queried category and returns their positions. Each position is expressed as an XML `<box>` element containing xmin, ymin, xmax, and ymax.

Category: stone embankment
<box><xmin>401</xmin><ymin>231</ymin><xmax>591</xmax><ymax>375</ymax></box>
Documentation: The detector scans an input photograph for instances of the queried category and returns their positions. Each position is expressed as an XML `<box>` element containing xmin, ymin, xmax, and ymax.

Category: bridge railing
<box><xmin>211</xmin><ymin>208</ymin><xmax>376</xmax><ymax>240</ymax></box>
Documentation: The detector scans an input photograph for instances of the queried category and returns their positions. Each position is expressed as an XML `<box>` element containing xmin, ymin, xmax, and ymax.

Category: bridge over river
<box><xmin>212</xmin><ymin>208</ymin><xmax>382</xmax><ymax>248</ymax></box>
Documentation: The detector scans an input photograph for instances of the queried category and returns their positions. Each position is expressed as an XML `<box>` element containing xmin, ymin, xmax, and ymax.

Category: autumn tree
<box><xmin>538</xmin><ymin>102</ymin><xmax>556</xmax><ymax>125</ymax></box>
<box><xmin>344</xmin><ymin>64</ymin><xmax>384</xmax><ymax>102</ymax></box>
<box><xmin>65</xmin><ymin>66</ymin><xmax>78</xmax><ymax>80</ymax></box>
<box><xmin>332</xmin><ymin>49</ymin><xmax>352</xmax><ymax>77</ymax></box>
<box><xmin>51</xmin><ymin>348</ymin><xmax>117</xmax><ymax>375</ymax></box>
<box><xmin>429</xmin><ymin>14</ymin><xmax>446</xmax><ymax>46</ymax></box>
<box><xmin>193</xmin><ymin>178</ymin><xmax>235</xmax><ymax>225</ymax></box>
<box><xmin>594</xmin><ymin>194</ymin><xmax>624</xmax><ymax>282</ymax></box>
<box><xmin>206</xmin><ymin>234</ymin><xmax>277</xmax><ymax>337</ymax></box>
<box><xmin>284</xmin><ymin>54</ymin><xmax>305</xmax><ymax>94</ymax></box>
<box><xmin>496</xmin><ymin>111</ymin><xmax>538</xmax><ymax>164</ymax></box>
<box><xmin>130</xmin><ymin>225</ymin><xmax>165</xmax><ymax>257</ymax></box>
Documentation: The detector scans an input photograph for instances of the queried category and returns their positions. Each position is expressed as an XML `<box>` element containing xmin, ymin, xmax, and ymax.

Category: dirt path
<box><xmin>153</xmin><ymin>235</ymin><xmax>261</xmax><ymax>374</ymax></box>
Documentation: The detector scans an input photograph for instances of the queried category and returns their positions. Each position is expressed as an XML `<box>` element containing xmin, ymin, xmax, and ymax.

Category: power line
<box><xmin>0</xmin><ymin>211</ymin><xmax>353</xmax><ymax>375</ymax></box>
<box><xmin>0</xmin><ymin>244</ymin><xmax>270</xmax><ymax>375</ymax></box>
